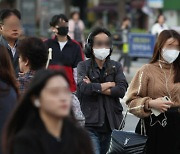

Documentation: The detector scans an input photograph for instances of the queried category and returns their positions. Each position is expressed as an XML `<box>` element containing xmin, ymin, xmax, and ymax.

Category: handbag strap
<box><xmin>118</xmin><ymin>105</ymin><xmax>147</xmax><ymax>136</ymax></box>
<box><xmin>118</xmin><ymin>108</ymin><xmax>128</xmax><ymax>130</ymax></box>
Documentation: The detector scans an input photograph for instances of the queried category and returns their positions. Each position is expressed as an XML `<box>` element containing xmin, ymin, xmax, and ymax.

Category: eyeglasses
<box><xmin>93</xmin><ymin>40</ymin><xmax>111</xmax><ymax>48</ymax></box>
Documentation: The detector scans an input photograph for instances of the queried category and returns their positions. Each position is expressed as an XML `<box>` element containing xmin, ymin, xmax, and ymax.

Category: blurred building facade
<box><xmin>0</xmin><ymin>0</ymin><xmax>179</xmax><ymax>37</ymax></box>
<box><xmin>87</xmin><ymin>0</ymin><xmax>180</xmax><ymax>32</ymax></box>
<box><xmin>87</xmin><ymin>0</ymin><xmax>147</xmax><ymax>30</ymax></box>
<box><xmin>16</xmin><ymin>0</ymin><xmax>67</xmax><ymax>37</ymax></box>
<box><xmin>15</xmin><ymin>0</ymin><xmax>86</xmax><ymax>37</ymax></box>
<box><xmin>146</xmin><ymin>0</ymin><xmax>180</xmax><ymax>32</ymax></box>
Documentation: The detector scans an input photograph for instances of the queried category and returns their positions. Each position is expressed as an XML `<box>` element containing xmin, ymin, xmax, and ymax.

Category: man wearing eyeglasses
<box><xmin>0</xmin><ymin>9</ymin><xmax>22</xmax><ymax>77</ymax></box>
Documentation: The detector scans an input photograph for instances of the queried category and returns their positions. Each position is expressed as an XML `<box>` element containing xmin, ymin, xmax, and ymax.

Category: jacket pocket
<box><xmin>84</xmin><ymin>106</ymin><xmax>99</xmax><ymax>124</ymax></box>
<box><xmin>81</xmin><ymin>97</ymin><xmax>99</xmax><ymax>124</ymax></box>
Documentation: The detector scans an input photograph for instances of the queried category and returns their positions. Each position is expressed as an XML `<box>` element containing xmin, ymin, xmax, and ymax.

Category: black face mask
<box><xmin>57</xmin><ymin>26</ymin><xmax>69</xmax><ymax>36</ymax></box>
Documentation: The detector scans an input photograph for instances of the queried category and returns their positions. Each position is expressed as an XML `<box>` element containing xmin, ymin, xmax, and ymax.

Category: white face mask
<box><xmin>162</xmin><ymin>48</ymin><xmax>179</xmax><ymax>63</ymax></box>
<box><xmin>93</xmin><ymin>48</ymin><xmax>110</xmax><ymax>60</ymax></box>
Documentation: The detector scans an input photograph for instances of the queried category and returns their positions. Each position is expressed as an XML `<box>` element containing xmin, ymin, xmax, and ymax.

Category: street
<box><xmin>111</xmin><ymin>52</ymin><xmax>150</xmax><ymax>132</ymax></box>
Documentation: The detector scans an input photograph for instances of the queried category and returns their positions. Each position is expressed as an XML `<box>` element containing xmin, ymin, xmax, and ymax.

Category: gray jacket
<box><xmin>0</xmin><ymin>35</ymin><xmax>19</xmax><ymax>76</ymax></box>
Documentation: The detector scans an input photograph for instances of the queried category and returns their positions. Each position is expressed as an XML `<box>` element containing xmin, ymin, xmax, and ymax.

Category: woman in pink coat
<box><xmin>68</xmin><ymin>11</ymin><xmax>85</xmax><ymax>47</ymax></box>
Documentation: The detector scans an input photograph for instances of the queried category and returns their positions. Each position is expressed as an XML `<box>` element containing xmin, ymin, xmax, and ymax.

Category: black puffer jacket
<box><xmin>77</xmin><ymin>59</ymin><xmax>128</xmax><ymax>130</ymax></box>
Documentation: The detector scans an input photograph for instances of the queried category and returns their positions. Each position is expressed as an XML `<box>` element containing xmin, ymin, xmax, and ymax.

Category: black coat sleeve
<box><xmin>77</xmin><ymin>61</ymin><xmax>102</xmax><ymax>95</ymax></box>
<box><xmin>13</xmin><ymin>133</ymin><xmax>40</xmax><ymax>154</ymax></box>
<box><xmin>72</xmin><ymin>44</ymin><xmax>84</xmax><ymax>68</ymax></box>
<box><xmin>110</xmin><ymin>62</ymin><xmax>128</xmax><ymax>98</ymax></box>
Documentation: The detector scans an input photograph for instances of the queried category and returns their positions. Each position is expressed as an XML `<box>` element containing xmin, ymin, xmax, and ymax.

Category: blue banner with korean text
<box><xmin>128</xmin><ymin>33</ymin><xmax>156</xmax><ymax>58</ymax></box>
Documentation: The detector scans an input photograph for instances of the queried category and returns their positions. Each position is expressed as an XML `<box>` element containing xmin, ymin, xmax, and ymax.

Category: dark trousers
<box><xmin>88</xmin><ymin>130</ymin><xmax>111</xmax><ymax>154</ymax></box>
<box><xmin>118</xmin><ymin>53</ymin><xmax>131</xmax><ymax>73</ymax></box>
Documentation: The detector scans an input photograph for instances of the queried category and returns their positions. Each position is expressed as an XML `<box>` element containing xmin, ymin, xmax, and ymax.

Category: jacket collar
<box><xmin>18</xmin><ymin>70</ymin><xmax>35</xmax><ymax>79</ymax></box>
<box><xmin>90</xmin><ymin>58</ymin><xmax>115</xmax><ymax>77</ymax></box>
<box><xmin>92</xmin><ymin>58</ymin><xmax>110</xmax><ymax>70</ymax></box>
<box><xmin>53</xmin><ymin>35</ymin><xmax>71</xmax><ymax>43</ymax></box>
<box><xmin>154</xmin><ymin>60</ymin><xmax>172</xmax><ymax>70</ymax></box>
<box><xmin>0</xmin><ymin>35</ymin><xmax>9</xmax><ymax>49</ymax></box>
<box><xmin>0</xmin><ymin>35</ymin><xmax>18</xmax><ymax>50</ymax></box>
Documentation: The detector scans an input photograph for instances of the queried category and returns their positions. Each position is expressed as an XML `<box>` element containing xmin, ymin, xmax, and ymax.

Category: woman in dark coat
<box><xmin>2</xmin><ymin>69</ymin><xmax>93</xmax><ymax>154</ymax></box>
<box><xmin>0</xmin><ymin>45</ymin><xmax>18</xmax><ymax>154</ymax></box>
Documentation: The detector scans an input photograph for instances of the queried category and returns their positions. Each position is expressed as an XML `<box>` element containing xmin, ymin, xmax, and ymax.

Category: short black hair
<box><xmin>88</xmin><ymin>27</ymin><xmax>112</xmax><ymax>46</ymax></box>
<box><xmin>49</xmin><ymin>14</ymin><xmax>68</xmax><ymax>27</ymax></box>
<box><xmin>0</xmin><ymin>9</ymin><xmax>21</xmax><ymax>23</ymax></box>
<box><xmin>17</xmin><ymin>37</ymin><xmax>48</xmax><ymax>70</ymax></box>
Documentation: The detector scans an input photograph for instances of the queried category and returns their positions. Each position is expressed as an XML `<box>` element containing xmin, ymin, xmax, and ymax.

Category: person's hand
<box><xmin>104</xmin><ymin>82</ymin><xmax>115</xmax><ymax>88</ymax></box>
<box><xmin>102</xmin><ymin>89</ymin><xmax>111</xmax><ymax>95</ymax></box>
<box><xmin>101</xmin><ymin>82</ymin><xmax>115</xmax><ymax>91</ymax></box>
<box><xmin>83</xmin><ymin>76</ymin><xmax>91</xmax><ymax>83</ymax></box>
<box><xmin>149</xmin><ymin>97</ymin><xmax>174</xmax><ymax>113</ymax></box>
<box><xmin>52</xmin><ymin>27</ymin><xmax>58</xmax><ymax>35</ymax></box>
<box><xmin>108</xmin><ymin>82</ymin><xmax>116</xmax><ymax>88</ymax></box>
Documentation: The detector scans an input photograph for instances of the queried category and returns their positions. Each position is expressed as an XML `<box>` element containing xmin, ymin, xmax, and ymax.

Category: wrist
<box><xmin>106</xmin><ymin>82</ymin><xmax>111</xmax><ymax>88</ymax></box>
<box><xmin>144</xmin><ymin>99</ymin><xmax>152</xmax><ymax>111</ymax></box>
<box><xmin>148</xmin><ymin>100</ymin><xmax>153</xmax><ymax>109</ymax></box>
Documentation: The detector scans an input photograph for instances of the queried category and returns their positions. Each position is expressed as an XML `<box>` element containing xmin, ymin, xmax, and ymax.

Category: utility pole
<box><xmin>118</xmin><ymin>0</ymin><xmax>126</xmax><ymax>24</ymax></box>
<box><xmin>64</xmin><ymin>0</ymin><xmax>71</xmax><ymax>18</ymax></box>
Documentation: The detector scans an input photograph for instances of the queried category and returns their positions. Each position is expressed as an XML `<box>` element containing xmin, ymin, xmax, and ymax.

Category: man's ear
<box><xmin>0</xmin><ymin>23</ymin><xmax>3</xmax><ymax>31</ymax></box>
<box><xmin>24</xmin><ymin>59</ymin><xmax>29</xmax><ymax>66</ymax></box>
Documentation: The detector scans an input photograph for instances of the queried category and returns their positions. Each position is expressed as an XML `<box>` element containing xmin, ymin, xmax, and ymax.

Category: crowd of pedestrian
<box><xmin>0</xmin><ymin>8</ymin><xmax>179</xmax><ymax>154</ymax></box>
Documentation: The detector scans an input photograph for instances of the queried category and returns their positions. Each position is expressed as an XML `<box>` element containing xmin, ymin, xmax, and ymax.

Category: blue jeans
<box><xmin>88</xmin><ymin>130</ymin><xmax>111</xmax><ymax>154</ymax></box>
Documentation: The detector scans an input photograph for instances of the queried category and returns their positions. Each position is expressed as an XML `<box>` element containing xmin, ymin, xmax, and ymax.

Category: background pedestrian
<box><xmin>68</xmin><ymin>11</ymin><xmax>85</xmax><ymax>48</ymax></box>
<box><xmin>0</xmin><ymin>9</ymin><xmax>22</xmax><ymax>76</ymax></box>
<box><xmin>151</xmin><ymin>14</ymin><xmax>169</xmax><ymax>36</ymax></box>
<box><xmin>0</xmin><ymin>45</ymin><xmax>18</xmax><ymax>154</ymax></box>
<box><xmin>17</xmin><ymin>37</ymin><xmax>48</xmax><ymax>95</ymax></box>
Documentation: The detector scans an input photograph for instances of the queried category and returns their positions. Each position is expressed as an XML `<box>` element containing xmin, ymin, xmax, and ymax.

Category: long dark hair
<box><xmin>3</xmin><ymin>69</ymin><xmax>93</xmax><ymax>154</ymax></box>
<box><xmin>0</xmin><ymin>45</ymin><xmax>18</xmax><ymax>95</ymax></box>
<box><xmin>2</xmin><ymin>69</ymin><xmax>71</xmax><ymax>154</ymax></box>
<box><xmin>150</xmin><ymin>30</ymin><xmax>180</xmax><ymax>83</ymax></box>
<box><xmin>85</xmin><ymin>27</ymin><xmax>113</xmax><ymax>58</ymax></box>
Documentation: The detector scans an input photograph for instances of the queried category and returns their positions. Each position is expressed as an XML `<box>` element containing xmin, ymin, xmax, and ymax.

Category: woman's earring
<box><xmin>34</xmin><ymin>99</ymin><xmax>40</xmax><ymax>108</ymax></box>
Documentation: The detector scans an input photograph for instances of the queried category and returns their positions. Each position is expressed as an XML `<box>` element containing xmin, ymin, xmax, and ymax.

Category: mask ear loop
<box><xmin>158</xmin><ymin>49</ymin><xmax>163</xmax><ymax>69</ymax></box>
<box><xmin>158</xmin><ymin>48</ymin><xmax>163</xmax><ymax>70</ymax></box>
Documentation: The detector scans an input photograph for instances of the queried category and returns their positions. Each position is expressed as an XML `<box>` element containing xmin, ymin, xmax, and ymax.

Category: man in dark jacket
<box><xmin>44</xmin><ymin>14</ymin><xmax>84</xmax><ymax>92</ymax></box>
<box><xmin>77</xmin><ymin>27</ymin><xmax>128</xmax><ymax>154</ymax></box>
<box><xmin>0</xmin><ymin>9</ymin><xmax>22</xmax><ymax>77</ymax></box>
